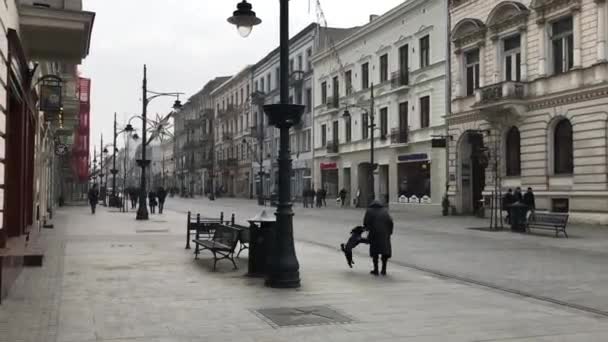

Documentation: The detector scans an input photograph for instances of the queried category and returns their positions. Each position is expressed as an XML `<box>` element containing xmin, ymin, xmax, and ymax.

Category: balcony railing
<box><xmin>391</xmin><ymin>70</ymin><xmax>409</xmax><ymax>89</ymax></box>
<box><xmin>390</xmin><ymin>128</ymin><xmax>408</xmax><ymax>144</ymax></box>
<box><xmin>477</xmin><ymin>81</ymin><xmax>526</xmax><ymax>104</ymax></box>
<box><xmin>222</xmin><ymin>132</ymin><xmax>234</xmax><ymax>141</ymax></box>
<box><xmin>326</xmin><ymin>141</ymin><xmax>339</xmax><ymax>154</ymax></box>
<box><xmin>325</xmin><ymin>96</ymin><xmax>339</xmax><ymax>109</ymax></box>
<box><xmin>218</xmin><ymin>158</ymin><xmax>238</xmax><ymax>168</ymax></box>
<box><xmin>289</xmin><ymin>70</ymin><xmax>305</xmax><ymax>88</ymax></box>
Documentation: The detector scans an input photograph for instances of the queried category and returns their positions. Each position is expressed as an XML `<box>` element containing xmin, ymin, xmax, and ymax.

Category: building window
<box><xmin>289</xmin><ymin>58</ymin><xmax>294</xmax><ymax>73</ymax></box>
<box><xmin>551</xmin><ymin>16</ymin><xmax>573</xmax><ymax>75</ymax></box>
<box><xmin>254</xmin><ymin>81</ymin><xmax>259</xmax><ymax>92</ymax></box>
<box><xmin>504</xmin><ymin>35</ymin><xmax>521</xmax><ymax>82</ymax></box>
<box><xmin>261</xmin><ymin>78</ymin><xmax>265</xmax><ymax>93</ymax></box>
<box><xmin>380</xmin><ymin>107</ymin><xmax>388</xmax><ymax>138</ymax></box>
<box><xmin>345</xmin><ymin>117</ymin><xmax>352</xmax><ymax>142</ymax></box>
<box><xmin>399</xmin><ymin>44</ymin><xmax>409</xmax><ymax>85</ymax></box>
<box><xmin>380</xmin><ymin>53</ymin><xmax>388</xmax><ymax>83</ymax></box>
<box><xmin>305</xmin><ymin>88</ymin><xmax>312</xmax><ymax>112</ymax></box>
<box><xmin>321</xmin><ymin>81</ymin><xmax>327</xmax><ymax>104</ymax></box>
<box><xmin>465</xmin><ymin>48</ymin><xmax>480</xmax><ymax>96</ymax></box>
<box><xmin>266</xmin><ymin>74</ymin><xmax>271</xmax><ymax>92</ymax></box>
<box><xmin>306</xmin><ymin>48</ymin><xmax>313</xmax><ymax>71</ymax></box>
<box><xmin>332</xmin><ymin>76</ymin><xmax>339</xmax><ymax>105</ymax></box>
<box><xmin>297</xmin><ymin>54</ymin><xmax>303</xmax><ymax>71</ymax></box>
<box><xmin>554</xmin><ymin>119</ymin><xmax>573</xmax><ymax>174</ymax></box>
<box><xmin>420</xmin><ymin>35</ymin><xmax>430</xmax><ymax>68</ymax></box>
<box><xmin>420</xmin><ymin>96</ymin><xmax>430</xmax><ymax>128</ymax></box>
<box><xmin>321</xmin><ymin>124</ymin><xmax>327</xmax><ymax>146</ymax></box>
<box><xmin>275</xmin><ymin>67</ymin><xmax>280</xmax><ymax>89</ymax></box>
<box><xmin>345</xmin><ymin>70</ymin><xmax>352</xmax><ymax>95</ymax></box>
<box><xmin>361</xmin><ymin>62</ymin><xmax>369</xmax><ymax>89</ymax></box>
<box><xmin>295</xmin><ymin>90</ymin><xmax>302</xmax><ymax>105</ymax></box>
<box><xmin>362</xmin><ymin>113</ymin><xmax>369</xmax><ymax>139</ymax></box>
<box><xmin>505</xmin><ymin>127</ymin><xmax>521</xmax><ymax>176</ymax></box>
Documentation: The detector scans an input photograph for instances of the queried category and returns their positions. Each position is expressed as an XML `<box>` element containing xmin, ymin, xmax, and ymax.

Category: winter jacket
<box><xmin>363</xmin><ymin>200</ymin><xmax>394</xmax><ymax>258</ymax></box>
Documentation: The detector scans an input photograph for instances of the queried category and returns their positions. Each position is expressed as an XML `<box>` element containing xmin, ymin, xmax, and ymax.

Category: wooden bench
<box><xmin>526</xmin><ymin>212</ymin><xmax>569</xmax><ymax>238</ymax></box>
<box><xmin>192</xmin><ymin>224</ymin><xmax>241</xmax><ymax>271</ymax></box>
<box><xmin>185</xmin><ymin>211</ymin><xmax>234</xmax><ymax>249</ymax></box>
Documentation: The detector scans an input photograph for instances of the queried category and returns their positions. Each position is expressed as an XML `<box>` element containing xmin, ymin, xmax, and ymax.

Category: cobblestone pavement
<box><xmin>2</xmin><ymin>204</ymin><xmax>608</xmax><ymax>341</ymax></box>
<box><xmin>166</xmin><ymin>196</ymin><xmax>608</xmax><ymax>316</ymax></box>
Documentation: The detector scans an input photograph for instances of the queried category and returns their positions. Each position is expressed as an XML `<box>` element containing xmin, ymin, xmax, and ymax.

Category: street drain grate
<box><xmin>135</xmin><ymin>229</ymin><xmax>169</xmax><ymax>233</ymax></box>
<box><xmin>254</xmin><ymin>305</ymin><xmax>354</xmax><ymax>328</ymax></box>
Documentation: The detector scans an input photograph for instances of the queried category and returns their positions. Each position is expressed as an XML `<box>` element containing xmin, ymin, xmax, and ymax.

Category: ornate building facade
<box><xmin>448</xmin><ymin>0</ymin><xmax>608</xmax><ymax>223</ymax></box>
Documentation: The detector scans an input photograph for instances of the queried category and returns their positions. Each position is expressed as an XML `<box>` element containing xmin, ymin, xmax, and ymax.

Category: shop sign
<box><xmin>397</xmin><ymin>153</ymin><xmax>428</xmax><ymax>162</ymax></box>
<box><xmin>432</xmin><ymin>138</ymin><xmax>447</xmax><ymax>148</ymax></box>
<box><xmin>39</xmin><ymin>75</ymin><xmax>63</xmax><ymax>113</ymax></box>
<box><xmin>320</xmin><ymin>162</ymin><xmax>337</xmax><ymax>170</ymax></box>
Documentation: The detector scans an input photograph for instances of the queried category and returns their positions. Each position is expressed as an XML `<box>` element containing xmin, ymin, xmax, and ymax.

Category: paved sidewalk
<box><xmin>3</xmin><ymin>206</ymin><xmax>608</xmax><ymax>341</ymax></box>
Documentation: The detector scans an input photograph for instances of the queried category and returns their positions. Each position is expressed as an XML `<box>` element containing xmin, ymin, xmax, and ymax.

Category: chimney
<box><xmin>369</xmin><ymin>14</ymin><xmax>379</xmax><ymax>22</ymax></box>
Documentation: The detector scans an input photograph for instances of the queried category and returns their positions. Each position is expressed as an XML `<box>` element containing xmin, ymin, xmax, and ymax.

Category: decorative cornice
<box><xmin>532</xmin><ymin>0</ymin><xmax>581</xmax><ymax>22</ymax></box>
<box><xmin>527</xmin><ymin>86</ymin><xmax>608</xmax><ymax>111</ymax></box>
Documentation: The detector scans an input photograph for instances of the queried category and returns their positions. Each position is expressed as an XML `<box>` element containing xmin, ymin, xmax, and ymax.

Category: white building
<box><xmin>449</xmin><ymin>0</ymin><xmax>608</xmax><ymax>223</ymax></box>
<box><xmin>251</xmin><ymin>23</ymin><xmax>357</xmax><ymax>200</ymax></box>
<box><xmin>313</xmin><ymin>0</ymin><xmax>448</xmax><ymax>206</ymax></box>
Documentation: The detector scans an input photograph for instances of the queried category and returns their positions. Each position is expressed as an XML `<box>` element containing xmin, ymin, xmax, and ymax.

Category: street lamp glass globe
<box><xmin>238</xmin><ymin>25</ymin><xmax>253</xmax><ymax>38</ymax></box>
<box><xmin>343</xmin><ymin>109</ymin><xmax>351</xmax><ymax>118</ymax></box>
<box><xmin>227</xmin><ymin>1</ymin><xmax>261</xmax><ymax>38</ymax></box>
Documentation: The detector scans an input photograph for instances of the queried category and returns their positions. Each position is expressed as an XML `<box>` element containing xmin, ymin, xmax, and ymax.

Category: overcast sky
<box><xmin>82</xmin><ymin>0</ymin><xmax>406</xmax><ymax>150</ymax></box>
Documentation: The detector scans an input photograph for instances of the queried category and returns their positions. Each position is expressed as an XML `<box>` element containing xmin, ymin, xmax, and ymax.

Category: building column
<box><xmin>537</xmin><ymin>19</ymin><xmax>547</xmax><ymax>76</ymax></box>
<box><xmin>573</xmin><ymin>7</ymin><xmax>583</xmax><ymax>68</ymax></box>
<box><xmin>478</xmin><ymin>43</ymin><xmax>486</xmax><ymax>87</ymax></box>
<box><xmin>520</xmin><ymin>27</ymin><xmax>529</xmax><ymax>80</ymax></box>
<box><xmin>597</xmin><ymin>0</ymin><xmax>607</xmax><ymax>62</ymax></box>
<box><xmin>454</xmin><ymin>49</ymin><xmax>463</xmax><ymax>97</ymax></box>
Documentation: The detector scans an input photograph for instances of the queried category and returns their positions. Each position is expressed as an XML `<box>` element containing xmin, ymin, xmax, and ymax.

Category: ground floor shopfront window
<box><xmin>321</xmin><ymin>166</ymin><xmax>339</xmax><ymax>198</ymax></box>
<box><xmin>397</xmin><ymin>161</ymin><xmax>431</xmax><ymax>199</ymax></box>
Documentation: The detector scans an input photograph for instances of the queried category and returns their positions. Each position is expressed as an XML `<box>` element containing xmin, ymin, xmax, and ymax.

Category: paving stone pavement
<box><xmin>2</xmin><ymin>205</ymin><xmax>608</xmax><ymax>341</ymax></box>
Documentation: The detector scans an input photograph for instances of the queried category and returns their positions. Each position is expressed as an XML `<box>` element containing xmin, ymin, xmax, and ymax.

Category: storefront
<box><xmin>396</xmin><ymin>153</ymin><xmax>431</xmax><ymax>199</ymax></box>
<box><xmin>320</xmin><ymin>162</ymin><xmax>339</xmax><ymax>197</ymax></box>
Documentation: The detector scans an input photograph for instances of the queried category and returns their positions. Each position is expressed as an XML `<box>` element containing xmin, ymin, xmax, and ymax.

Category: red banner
<box><xmin>71</xmin><ymin>77</ymin><xmax>91</xmax><ymax>182</ymax></box>
<box><xmin>320</xmin><ymin>162</ymin><xmax>337</xmax><ymax>170</ymax></box>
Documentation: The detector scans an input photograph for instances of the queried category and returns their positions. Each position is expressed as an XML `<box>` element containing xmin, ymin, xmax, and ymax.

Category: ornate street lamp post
<box><xmin>229</xmin><ymin>0</ymin><xmax>302</xmax><ymax>288</ymax></box>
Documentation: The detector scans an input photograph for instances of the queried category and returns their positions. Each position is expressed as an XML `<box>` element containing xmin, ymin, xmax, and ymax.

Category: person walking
<box><xmin>88</xmin><ymin>184</ymin><xmax>99</xmax><ymax>214</ymax></box>
<box><xmin>523</xmin><ymin>187</ymin><xmax>536</xmax><ymax>212</ymax></box>
<box><xmin>502</xmin><ymin>188</ymin><xmax>515</xmax><ymax>224</ymax></box>
<box><xmin>339</xmin><ymin>188</ymin><xmax>347</xmax><ymax>207</ymax></box>
<box><xmin>355</xmin><ymin>188</ymin><xmax>361</xmax><ymax>208</ymax></box>
<box><xmin>157</xmin><ymin>186</ymin><xmax>167</xmax><ymax>214</ymax></box>
<box><xmin>128</xmin><ymin>187</ymin><xmax>137</xmax><ymax>209</ymax></box>
<box><xmin>363</xmin><ymin>200</ymin><xmax>394</xmax><ymax>276</ymax></box>
<box><xmin>148</xmin><ymin>190</ymin><xmax>157</xmax><ymax>214</ymax></box>
<box><xmin>514</xmin><ymin>187</ymin><xmax>523</xmax><ymax>202</ymax></box>
<box><xmin>316</xmin><ymin>188</ymin><xmax>323</xmax><ymax>208</ymax></box>
<box><xmin>321</xmin><ymin>187</ymin><xmax>327</xmax><ymax>207</ymax></box>
<box><xmin>302</xmin><ymin>188</ymin><xmax>308</xmax><ymax>208</ymax></box>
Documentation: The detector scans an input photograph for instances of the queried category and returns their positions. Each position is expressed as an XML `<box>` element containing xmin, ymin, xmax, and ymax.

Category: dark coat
<box><xmin>523</xmin><ymin>191</ymin><xmax>535</xmax><ymax>209</ymax></box>
<box><xmin>502</xmin><ymin>193</ymin><xmax>515</xmax><ymax>210</ymax></box>
<box><xmin>88</xmin><ymin>188</ymin><xmax>99</xmax><ymax>203</ymax></box>
<box><xmin>148</xmin><ymin>192</ymin><xmax>157</xmax><ymax>206</ymax></box>
<box><xmin>157</xmin><ymin>188</ymin><xmax>167</xmax><ymax>202</ymax></box>
<box><xmin>363</xmin><ymin>200</ymin><xmax>394</xmax><ymax>258</ymax></box>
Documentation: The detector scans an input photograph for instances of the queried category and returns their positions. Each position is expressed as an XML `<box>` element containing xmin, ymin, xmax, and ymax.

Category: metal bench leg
<box><xmin>230</xmin><ymin>254</ymin><xmax>238</xmax><ymax>270</ymax></box>
<box><xmin>563</xmin><ymin>228</ymin><xmax>569</xmax><ymax>238</ymax></box>
<box><xmin>186</xmin><ymin>227</ymin><xmax>191</xmax><ymax>249</ymax></box>
<box><xmin>194</xmin><ymin>242</ymin><xmax>200</xmax><ymax>259</ymax></box>
<box><xmin>212</xmin><ymin>252</ymin><xmax>218</xmax><ymax>271</ymax></box>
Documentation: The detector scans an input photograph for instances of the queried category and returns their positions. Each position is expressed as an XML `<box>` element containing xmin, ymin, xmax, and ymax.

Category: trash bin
<box><xmin>247</xmin><ymin>209</ymin><xmax>276</xmax><ymax>277</ymax></box>
<box><xmin>509</xmin><ymin>202</ymin><xmax>528</xmax><ymax>232</ymax></box>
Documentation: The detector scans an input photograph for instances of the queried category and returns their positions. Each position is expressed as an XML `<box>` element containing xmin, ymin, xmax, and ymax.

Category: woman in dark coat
<box><xmin>363</xmin><ymin>200</ymin><xmax>394</xmax><ymax>276</ymax></box>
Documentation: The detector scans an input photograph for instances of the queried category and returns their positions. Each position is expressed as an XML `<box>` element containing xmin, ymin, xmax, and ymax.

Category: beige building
<box><xmin>212</xmin><ymin>67</ymin><xmax>254</xmax><ymax>198</ymax></box>
<box><xmin>449</xmin><ymin>0</ymin><xmax>608</xmax><ymax>223</ymax></box>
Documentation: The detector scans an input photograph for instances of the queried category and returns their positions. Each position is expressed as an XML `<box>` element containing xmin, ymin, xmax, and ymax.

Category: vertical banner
<box><xmin>71</xmin><ymin>77</ymin><xmax>91</xmax><ymax>183</ymax></box>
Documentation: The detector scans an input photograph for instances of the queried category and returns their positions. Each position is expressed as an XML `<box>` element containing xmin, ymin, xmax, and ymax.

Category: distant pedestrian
<box><xmin>514</xmin><ymin>187</ymin><xmax>523</xmax><ymax>202</ymax></box>
<box><xmin>523</xmin><ymin>187</ymin><xmax>536</xmax><ymax>212</ymax></box>
<box><xmin>321</xmin><ymin>187</ymin><xmax>327</xmax><ymax>207</ymax></box>
<box><xmin>502</xmin><ymin>188</ymin><xmax>515</xmax><ymax>224</ymax></box>
<box><xmin>339</xmin><ymin>188</ymin><xmax>347</xmax><ymax>207</ymax></box>
<box><xmin>302</xmin><ymin>188</ymin><xmax>309</xmax><ymax>208</ymax></box>
<box><xmin>355</xmin><ymin>188</ymin><xmax>361</xmax><ymax>208</ymax></box>
<box><xmin>88</xmin><ymin>184</ymin><xmax>99</xmax><ymax>214</ymax></box>
<box><xmin>128</xmin><ymin>187</ymin><xmax>138</xmax><ymax>209</ymax></box>
<box><xmin>148</xmin><ymin>191</ymin><xmax>157</xmax><ymax>214</ymax></box>
<box><xmin>364</xmin><ymin>200</ymin><xmax>394</xmax><ymax>276</ymax></box>
<box><xmin>315</xmin><ymin>188</ymin><xmax>323</xmax><ymax>208</ymax></box>
<box><xmin>157</xmin><ymin>187</ymin><xmax>167</xmax><ymax>214</ymax></box>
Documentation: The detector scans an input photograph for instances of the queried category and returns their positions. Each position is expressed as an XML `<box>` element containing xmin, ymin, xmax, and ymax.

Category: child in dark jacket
<box><xmin>340</xmin><ymin>226</ymin><xmax>369</xmax><ymax>268</ymax></box>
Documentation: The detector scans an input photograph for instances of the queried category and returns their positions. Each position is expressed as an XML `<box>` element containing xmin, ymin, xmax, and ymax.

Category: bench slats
<box><xmin>193</xmin><ymin>224</ymin><xmax>242</xmax><ymax>271</ymax></box>
<box><xmin>526</xmin><ymin>212</ymin><xmax>569</xmax><ymax>238</ymax></box>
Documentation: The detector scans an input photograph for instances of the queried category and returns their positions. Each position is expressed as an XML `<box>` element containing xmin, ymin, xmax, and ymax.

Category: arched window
<box><xmin>505</xmin><ymin>127</ymin><xmax>521</xmax><ymax>176</ymax></box>
<box><xmin>554</xmin><ymin>119</ymin><xmax>573</xmax><ymax>174</ymax></box>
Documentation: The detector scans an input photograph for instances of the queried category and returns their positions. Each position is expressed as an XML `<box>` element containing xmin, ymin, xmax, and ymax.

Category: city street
<box><xmin>167</xmin><ymin>197</ymin><xmax>608</xmax><ymax>316</ymax></box>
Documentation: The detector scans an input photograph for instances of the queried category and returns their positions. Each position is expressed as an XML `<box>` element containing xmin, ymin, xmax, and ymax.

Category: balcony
<box><xmin>473</xmin><ymin>81</ymin><xmax>527</xmax><ymax>119</ymax></box>
<box><xmin>391</xmin><ymin>70</ymin><xmax>409</xmax><ymax>89</ymax></box>
<box><xmin>325</xmin><ymin>97</ymin><xmax>340</xmax><ymax>110</ymax></box>
<box><xmin>222</xmin><ymin>132</ymin><xmax>234</xmax><ymax>141</ymax></box>
<box><xmin>326</xmin><ymin>141</ymin><xmax>339</xmax><ymax>154</ymax></box>
<box><xmin>289</xmin><ymin>70</ymin><xmax>305</xmax><ymax>88</ymax></box>
<box><xmin>19</xmin><ymin>1</ymin><xmax>95</xmax><ymax>63</ymax></box>
<box><xmin>390</xmin><ymin>128</ymin><xmax>409</xmax><ymax>144</ymax></box>
<box><xmin>219</xmin><ymin>158</ymin><xmax>238</xmax><ymax>168</ymax></box>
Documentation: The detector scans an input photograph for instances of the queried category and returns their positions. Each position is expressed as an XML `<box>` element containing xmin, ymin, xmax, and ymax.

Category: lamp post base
<box><xmin>136</xmin><ymin>207</ymin><xmax>148</xmax><ymax>220</ymax></box>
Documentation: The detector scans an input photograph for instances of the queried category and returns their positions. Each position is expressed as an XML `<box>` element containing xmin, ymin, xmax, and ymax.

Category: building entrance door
<box><xmin>459</xmin><ymin>132</ymin><xmax>486</xmax><ymax>214</ymax></box>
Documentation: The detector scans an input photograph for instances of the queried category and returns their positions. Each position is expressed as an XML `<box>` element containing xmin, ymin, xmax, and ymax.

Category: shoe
<box><xmin>381</xmin><ymin>270</ymin><xmax>387</xmax><ymax>276</ymax></box>
<box><xmin>370</xmin><ymin>270</ymin><xmax>379</xmax><ymax>276</ymax></box>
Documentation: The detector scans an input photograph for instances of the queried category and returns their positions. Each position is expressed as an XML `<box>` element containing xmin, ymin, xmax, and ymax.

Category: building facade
<box><xmin>174</xmin><ymin>77</ymin><xmax>229</xmax><ymax>196</ymax></box>
<box><xmin>313</xmin><ymin>0</ymin><xmax>448</xmax><ymax>206</ymax></box>
<box><xmin>212</xmin><ymin>67</ymin><xmax>253</xmax><ymax>198</ymax></box>
<box><xmin>251</xmin><ymin>23</ymin><xmax>357</xmax><ymax>201</ymax></box>
<box><xmin>0</xmin><ymin>0</ymin><xmax>94</xmax><ymax>300</ymax></box>
<box><xmin>449</xmin><ymin>0</ymin><xmax>608</xmax><ymax>223</ymax></box>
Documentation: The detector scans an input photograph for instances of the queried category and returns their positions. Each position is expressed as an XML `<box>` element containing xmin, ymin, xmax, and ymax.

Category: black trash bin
<box><xmin>509</xmin><ymin>202</ymin><xmax>528</xmax><ymax>232</ymax></box>
<box><xmin>247</xmin><ymin>210</ymin><xmax>276</xmax><ymax>277</ymax></box>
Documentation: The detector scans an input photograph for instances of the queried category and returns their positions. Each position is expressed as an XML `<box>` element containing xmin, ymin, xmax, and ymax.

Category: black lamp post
<box><xmin>229</xmin><ymin>0</ymin><xmax>302</xmax><ymax>288</ymax></box>
<box><xmin>343</xmin><ymin>83</ymin><xmax>376</xmax><ymax>207</ymax></box>
<box><xmin>136</xmin><ymin>65</ymin><xmax>183</xmax><ymax>221</ymax></box>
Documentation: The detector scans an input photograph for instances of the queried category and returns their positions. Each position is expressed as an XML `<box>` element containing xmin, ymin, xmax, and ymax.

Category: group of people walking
<box><xmin>503</xmin><ymin>187</ymin><xmax>536</xmax><ymax>223</ymax></box>
<box><xmin>302</xmin><ymin>188</ymin><xmax>328</xmax><ymax>208</ymax></box>
<box><xmin>87</xmin><ymin>184</ymin><xmax>168</xmax><ymax>215</ymax></box>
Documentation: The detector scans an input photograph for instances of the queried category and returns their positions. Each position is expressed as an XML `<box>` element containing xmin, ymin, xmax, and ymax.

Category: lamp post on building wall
<box><xmin>136</xmin><ymin>65</ymin><xmax>183</xmax><ymax>221</ymax></box>
<box><xmin>229</xmin><ymin>0</ymin><xmax>302</xmax><ymax>288</ymax></box>
<box><xmin>342</xmin><ymin>83</ymin><xmax>377</xmax><ymax>207</ymax></box>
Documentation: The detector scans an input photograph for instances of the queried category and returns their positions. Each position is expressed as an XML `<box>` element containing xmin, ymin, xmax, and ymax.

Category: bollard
<box><xmin>246</xmin><ymin>210</ymin><xmax>276</xmax><ymax>277</ymax></box>
<box><xmin>231</xmin><ymin>213</ymin><xmax>235</xmax><ymax>225</ymax></box>
<box><xmin>186</xmin><ymin>211</ymin><xmax>192</xmax><ymax>249</ymax></box>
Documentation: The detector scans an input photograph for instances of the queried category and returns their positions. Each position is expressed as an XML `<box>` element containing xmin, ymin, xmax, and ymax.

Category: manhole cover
<box><xmin>254</xmin><ymin>305</ymin><xmax>353</xmax><ymax>328</ymax></box>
